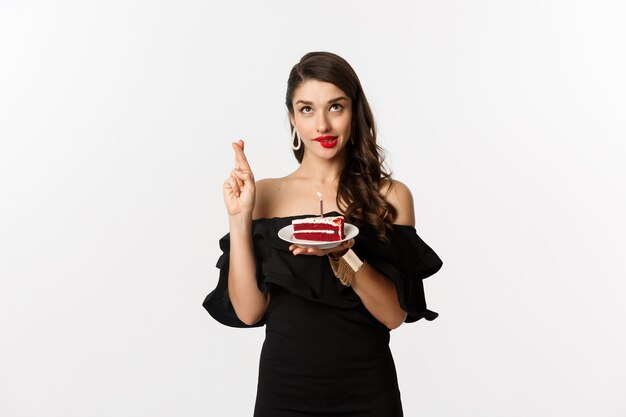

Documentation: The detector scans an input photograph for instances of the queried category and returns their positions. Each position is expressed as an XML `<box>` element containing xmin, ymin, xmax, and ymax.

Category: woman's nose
<box><xmin>316</xmin><ymin>113</ymin><xmax>330</xmax><ymax>133</ymax></box>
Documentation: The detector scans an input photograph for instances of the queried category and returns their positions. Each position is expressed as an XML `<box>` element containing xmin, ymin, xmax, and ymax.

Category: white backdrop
<box><xmin>1</xmin><ymin>1</ymin><xmax>625</xmax><ymax>416</ymax></box>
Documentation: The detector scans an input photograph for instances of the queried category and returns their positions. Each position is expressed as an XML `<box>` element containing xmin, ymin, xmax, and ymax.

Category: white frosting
<box><xmin>292</xmin><ymin>216</ymin><xmax>342</xmax><ymax>225</ymax></box>
<box><xmin>293</xmin><ymin>230</ymin><xmax>336</xmax><ymax>234</ymax></box>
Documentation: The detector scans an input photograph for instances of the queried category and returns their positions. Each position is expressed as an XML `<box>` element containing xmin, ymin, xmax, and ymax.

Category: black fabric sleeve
<box><xmin>353</xmin><ymin>224</ymin><xmax>443</xmax><ymax>323</ymax></box>
<box><xmin>202</xmin><ymin>225</ymin><xmax>271</xmax><ymax>328</ymax></box>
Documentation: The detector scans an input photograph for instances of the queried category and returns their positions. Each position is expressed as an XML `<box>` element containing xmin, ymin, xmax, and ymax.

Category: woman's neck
<box><xmin>293</xmin><ymin>153</ymin><xmax>345</xmax><ymax>185</ymax></box>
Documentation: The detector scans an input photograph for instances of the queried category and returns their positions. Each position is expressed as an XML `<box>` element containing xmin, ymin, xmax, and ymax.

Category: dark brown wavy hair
<box><xmin>285</xmin><ymin>51</ymin><xmax>397</xmax><ymax>240</ymax></box>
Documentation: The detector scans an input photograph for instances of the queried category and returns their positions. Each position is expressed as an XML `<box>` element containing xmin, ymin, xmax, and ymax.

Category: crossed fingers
<box><xmin>233</xmin><ymin>140</ymin><xmax>251</xmax><ymax>172</ymax></box>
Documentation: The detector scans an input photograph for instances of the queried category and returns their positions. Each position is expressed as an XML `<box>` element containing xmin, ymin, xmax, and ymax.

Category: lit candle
<box><xmin>317</xmin><ymin>192</ymin><xmax>323</xmax><ymax>217</ymax></box>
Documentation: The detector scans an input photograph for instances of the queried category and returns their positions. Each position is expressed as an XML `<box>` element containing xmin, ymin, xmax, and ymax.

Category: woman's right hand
<box><xmin>223</xmin><ymin>139</ymin><xmax>256</xmax><ymax>217</ymax></box>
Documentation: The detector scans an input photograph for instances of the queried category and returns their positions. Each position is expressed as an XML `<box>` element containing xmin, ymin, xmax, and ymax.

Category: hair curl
<box><xmin>285</xmin><ymin>52</ymin><xmax>397</xmax><ymax>240</ymax></box>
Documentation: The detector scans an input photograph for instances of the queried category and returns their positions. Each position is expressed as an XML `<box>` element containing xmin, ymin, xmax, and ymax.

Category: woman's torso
<box><xmin>254</xmin><ymin>280</ymin><xmax>403</xmax><ymax>416</ymax></box>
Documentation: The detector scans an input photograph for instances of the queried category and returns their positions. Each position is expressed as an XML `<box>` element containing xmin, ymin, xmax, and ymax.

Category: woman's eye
<box><xmin>299</xmin><ymin>106</ymin><xmax>312</xmax><ymax>114</ymax></box>
<box><xmin>330</xmin><ymin>103</ymin><xmax>343</xmax><ymax>111</ymax></box>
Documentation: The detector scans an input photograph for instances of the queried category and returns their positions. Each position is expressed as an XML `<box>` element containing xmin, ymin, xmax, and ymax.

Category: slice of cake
<box><xmin>292</xmin><ymin>215</ymin><xmax>345</xmax><ymax>242</ymax></box>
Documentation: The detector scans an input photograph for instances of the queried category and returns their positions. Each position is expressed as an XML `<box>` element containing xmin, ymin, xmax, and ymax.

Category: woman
<box><xmin>204</xmin><ymin>52</ymin><xmax>443</xmax><ymax>417</ymax></box>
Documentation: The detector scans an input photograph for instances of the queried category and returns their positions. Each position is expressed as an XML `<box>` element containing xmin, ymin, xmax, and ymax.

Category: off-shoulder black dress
<box><xmin>203</xmin><ymin>213</ymin><xmax>442</xmax><ymax>417</ymax></box>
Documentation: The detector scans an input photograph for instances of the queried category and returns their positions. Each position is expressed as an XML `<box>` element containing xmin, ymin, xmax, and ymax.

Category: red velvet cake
<box><xmin>292</xmin><ymin>215</ymin><xmax>345</xmax><ymax>242</ymax></box>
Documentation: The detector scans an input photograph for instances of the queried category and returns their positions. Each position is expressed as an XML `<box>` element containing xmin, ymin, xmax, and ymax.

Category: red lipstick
<box><xmin>314</xmin><ymin>135</ymin><xmax>338</xmax><ymax>149</ymax></box>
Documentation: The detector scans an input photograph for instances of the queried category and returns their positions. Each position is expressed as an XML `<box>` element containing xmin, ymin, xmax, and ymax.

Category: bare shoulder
<box><xmin>253</xmin><ymin>177</ymin><xmax>287</xmax><ymax>220</ymax></box>
<box><xmin>380</xmin><ymin>179</ymin><xmax>416</xmax><ymax>227</ymax></box>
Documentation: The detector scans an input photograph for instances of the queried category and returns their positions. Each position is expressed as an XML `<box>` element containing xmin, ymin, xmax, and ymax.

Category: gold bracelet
<box><xmin>327</xmin><ymin>249</ymin><xmax>363</xmax><ymax>286</ymax></box>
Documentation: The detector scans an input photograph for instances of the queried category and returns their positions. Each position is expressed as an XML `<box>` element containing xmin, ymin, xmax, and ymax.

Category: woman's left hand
<box><xmin>289</xmin><ymin>239</ymin><xmax>354</xmax><ymax>257</ymax></box>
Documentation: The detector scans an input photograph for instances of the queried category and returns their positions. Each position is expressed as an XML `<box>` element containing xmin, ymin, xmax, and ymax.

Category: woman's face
<box><xmin>290</xmin><ymin>79</ymin><xmax>353</xmax><ymax>161</ymax></box>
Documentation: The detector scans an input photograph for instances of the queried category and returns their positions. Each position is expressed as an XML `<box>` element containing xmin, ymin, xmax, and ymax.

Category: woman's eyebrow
<box><xmin>295</xmin><ymin>96</ymin><xmax>349</xmax><ymax>106</ymax></box>
<box><xmin>328</xmin><ymin>96</ymin><xmax>348</xmax><ymax>103</ymax></box>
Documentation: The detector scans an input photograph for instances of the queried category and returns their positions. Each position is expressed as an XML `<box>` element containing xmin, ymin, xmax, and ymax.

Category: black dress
<box><xmin>203</xmin><ymin>213</ymin><xmax>442</xmax><ymax>417</ymax></box>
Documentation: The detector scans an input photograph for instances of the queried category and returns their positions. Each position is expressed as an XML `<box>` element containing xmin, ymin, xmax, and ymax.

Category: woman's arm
<box><xmin>349</xmin><ymin>263</ymin><xmax>407</xmax><ymax>330</ymax></box>
<box><xmin>223</xmin><ymin>141</ymin><xmax>269</xmax><ymax>325</ymax></box>
<box><xmin>348</xmin><ymin>181</ymin><xmax>414</xmax><ymax>329</ymax></box>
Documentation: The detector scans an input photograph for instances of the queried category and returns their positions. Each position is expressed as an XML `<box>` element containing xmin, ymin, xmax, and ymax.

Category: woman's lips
<box><xmin>314</xmin><ymin>136</ymin><xmax>338</xmax><ymax>148</ymax></box>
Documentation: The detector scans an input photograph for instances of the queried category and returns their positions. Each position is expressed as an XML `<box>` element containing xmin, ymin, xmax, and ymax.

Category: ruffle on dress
<box><xmin>203</xmin><ymin>214</ymin><xmax>442</xmax><ymax>328</ymax></box>
<box><xmin>352</xmin><ymin>222</ymin><xmax>443</xmax><ymax>322</ymax></box>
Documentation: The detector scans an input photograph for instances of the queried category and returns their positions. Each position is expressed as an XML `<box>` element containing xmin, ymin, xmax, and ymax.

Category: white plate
<box><xmin>278</xmin><ymin>223</ymin><xmax>359</xmax><ymax>249</ymax></box>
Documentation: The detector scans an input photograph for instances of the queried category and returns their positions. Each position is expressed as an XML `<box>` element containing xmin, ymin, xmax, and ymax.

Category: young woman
<box><xmin>204</xmin><ymin>51</ymin><xmax>443</xmax><ymax>417</ymax></box>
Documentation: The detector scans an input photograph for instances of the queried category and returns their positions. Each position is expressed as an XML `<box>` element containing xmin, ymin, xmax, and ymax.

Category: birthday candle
<box><xmin>316</xmin><ymin>192</ymin><xmax>323</xmax><ymax>217</ymax></box>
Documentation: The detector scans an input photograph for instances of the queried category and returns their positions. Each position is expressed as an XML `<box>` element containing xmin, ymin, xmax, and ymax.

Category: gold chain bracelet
<box><xmin>327</xmin><ymin>249</ymin><xmax>364</xmax><ymax>286</ymax></box>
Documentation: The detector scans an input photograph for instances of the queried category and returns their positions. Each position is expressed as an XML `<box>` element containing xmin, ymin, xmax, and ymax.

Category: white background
<box><xmin>1</xmin><ymin>1</ymin><xmax>625</xmax><ymax>416</ymax></box>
